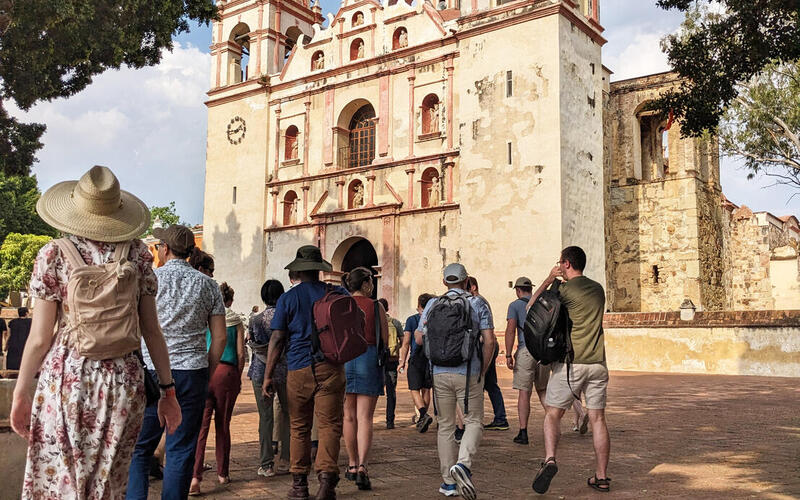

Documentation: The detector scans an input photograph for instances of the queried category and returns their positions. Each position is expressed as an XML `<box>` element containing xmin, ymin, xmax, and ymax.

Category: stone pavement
<box><xmin>150</xmin><ymin>370</ymin><xmax>800</xmax><ymax>499</ymax></box>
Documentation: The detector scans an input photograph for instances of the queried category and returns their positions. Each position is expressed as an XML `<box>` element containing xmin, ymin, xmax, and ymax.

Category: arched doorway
<box><xmin>333</xmin><ymin>237</ymin><xmax>379</xmax><ymax>298</ymax></box>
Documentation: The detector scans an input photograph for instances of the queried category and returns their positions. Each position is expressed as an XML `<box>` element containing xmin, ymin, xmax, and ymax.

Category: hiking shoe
<box><xmin>513</xmin><ymin>429</ymin><xmax>529</xmax><ymax>445</ymax></box>
<box><xmin>449</xmin><ymin>463</ymin><xmax>476</xmax><ymax>500</ymax></box>
<box><xmin>579</xmin><ymin>412</ymin><xmax>589</xmax><ymax>435</ymax></box>
<box><xmin>417</xmin><ymin>413</ymin><xmax>434</xmax><ymax>433</ymax></box>
<box><xmin>532</xmin><ymin>458</ymin><xmax>558</xmax><ymax>494</ymax></box>
<box><xmin>454</xmin><ymin>427</ymin><xmax>464</xmax><ymax>443</ymax></box>
<box><xmin>258</xmin><ymin>465</ymin><xmax>276</xmax><ymax>478</ymax></box>
<box><xmin>484</xmin><ymin>419</ymin><xmax>509</xmax><ymax>431</ymax></box>
<box><xmin>439</xmin><ymin>483</ymin><xmax>458</xmax><ymax>497</ymax></box>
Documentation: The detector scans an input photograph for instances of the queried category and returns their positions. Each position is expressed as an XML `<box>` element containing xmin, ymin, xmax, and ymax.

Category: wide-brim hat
<box><xmin>36</xmin><ymin>165</ymin><xmax>150</xmax><ymax>243</ymax></box>
<box><xmin>285</xmin><ymin>245</ymin><xmax>333</xmax><ymax>272</ymax></box>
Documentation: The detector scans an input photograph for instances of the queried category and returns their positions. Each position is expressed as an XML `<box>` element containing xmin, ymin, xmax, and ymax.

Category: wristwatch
<box><xmin>159</xmin><ymin>381</ymin><xmax>176</xmax><ymax>398</ymax></box>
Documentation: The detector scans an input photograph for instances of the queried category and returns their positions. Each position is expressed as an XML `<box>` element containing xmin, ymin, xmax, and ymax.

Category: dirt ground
<box><xmin>148</xmin><ymin>369</ymin><xmax>800</xmax><ymax>499</ymax></box>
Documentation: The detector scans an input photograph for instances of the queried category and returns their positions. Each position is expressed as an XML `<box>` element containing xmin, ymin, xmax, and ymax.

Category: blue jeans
<box><xmin>483</xmin><ymin>347</ymin><xmax>507</xmax><ymax>422</ymax></box>
<box><xmin>126</xmin><ymin>368</ymin><xmax>209</xmax><ymax>500</ymax></box>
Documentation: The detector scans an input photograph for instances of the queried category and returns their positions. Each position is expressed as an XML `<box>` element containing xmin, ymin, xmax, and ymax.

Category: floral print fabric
<box><xmin>23</xmin><ymin>236</ymin><xmax>156</xmax><ymax>499</ymax></box>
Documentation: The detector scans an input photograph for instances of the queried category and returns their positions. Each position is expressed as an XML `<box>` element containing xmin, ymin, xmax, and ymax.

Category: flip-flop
<box><xmin>532</xmin><ymin>458</ymin><xmax>558</xmax><ymax>494</ymax></box>
<box><xmin>587</xmin><ymin>475</ymin><xmax>611</xmax><ymax>492</ymax></box>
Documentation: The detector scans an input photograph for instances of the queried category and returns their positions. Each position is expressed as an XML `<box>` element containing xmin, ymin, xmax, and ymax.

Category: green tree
<box><xmin>0</xmin><ymin>0</ymin><xmax>217</xmax><ymax>176</ymax></box>
<box><xmin>0</xmin><ymin>170</ymin><xmax>57</xmax><ymax>244</ymax></box>
<box><xmin>720</xmin><ymin>61</ymin><xmax>800</xmax><ymax>190</ymax></box>
<box><xmin>0</xmin><ymin>233</ymin><xmax>52</xmax><ymax>299</ymax></box>
<box><xmin>654</xmin><ymin>0</ymin><xmax>800</xmax><ymax>137</ymax></box>
<box><xmin>143</xmin><ymin>202</ymin><xmax>185</xmax><ymax>237</ymax></box>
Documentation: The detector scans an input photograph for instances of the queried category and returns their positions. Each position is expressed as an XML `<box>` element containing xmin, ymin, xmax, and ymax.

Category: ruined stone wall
<box><xmin>726</xmin><ymin>207</ymin><xmax>775</xmax><ymax>310</ymax></box>
<box><xmin>604</xmin><ymin>72</ymin><xmax>725</xmax><ymax>312</ymax></box>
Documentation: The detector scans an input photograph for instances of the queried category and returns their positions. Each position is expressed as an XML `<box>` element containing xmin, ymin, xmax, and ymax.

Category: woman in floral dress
<box><xmin>10</xmin><ymin>166</ymin><xmax>181</xmax><ymax>499</ymax></box>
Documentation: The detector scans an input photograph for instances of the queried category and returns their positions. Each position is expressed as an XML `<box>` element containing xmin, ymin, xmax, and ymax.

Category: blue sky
<box><xmin>11</xmin><ymin>1</ymin><xmax>798</xmax><ymax>224</ymax></box>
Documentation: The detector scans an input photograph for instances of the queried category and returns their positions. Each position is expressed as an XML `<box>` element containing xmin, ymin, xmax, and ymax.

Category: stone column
<box><xmin>273</xmin><ymin>107</ymin><xmax>282</xmax><ymax>181</ymax></box>
<box><xmin>303</xmin><ymin>98</ymin><xmax>311</xmax><ymax>176</ymax></box>
<box><xmin>445</xmin><ymin>58</ymin><xmax>455</xmax><ymax>150</ymax></box>
<box><xmin>407</xmin><ymin>71</ymin><xmax>416</xmax><ymax>158</ymax></box>
<box><xmin>444</xmin><ymin>157</ymin><xmax>455</xmax><ymax>204</ymax></box>
<box><xmin>366</xmin><ymin>171</ymin><xmax>376</xmax><ymax>207</ymax></box>
<box><xmin>270</xmin><ymin>188</ymin><xmax>280</xmax><ymax>227</ymax></box>
<box><xmin>405</xmin><ymin>167</ymin><xmax>416</xmax><ymax>209</ymax></box>
<box><xmin>336</xmin><ymin>178</ymin><xmax>346</xmax><ymax>209</ymax></box>
<box><xmin>302</xmin><ymin>184</ymin><xmax>310</xmax><ymax>223</ymax></box>
<box><xmin>273</xmin><ymin>4</ymin><xmax>282</xmax><ymax>72</ymax></box>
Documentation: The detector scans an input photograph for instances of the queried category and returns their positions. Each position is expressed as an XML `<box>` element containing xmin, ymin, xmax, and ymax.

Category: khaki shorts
<box><xmin>512</xmin><ymin>348</ymin><xmax>550</xmax><ymax>393</ymax></box>
<box><xmin>545</xmin><ymin>362</ymin><xmax>608</xmax><ymax>410</ymax></box>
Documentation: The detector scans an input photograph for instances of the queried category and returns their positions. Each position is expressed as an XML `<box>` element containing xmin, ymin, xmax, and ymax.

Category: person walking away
<box><xmin>415</xmin><ymin>263</ymin><xmax>495</xmax><ymax>500</ymax></box>
<box><xmin>127</xmin><ymin>224</ymin><xmax>227</xmax><ymax>500</ymax></box>
<box><xmin>0</xmin><ymin>317</ymin><xmax>6</xmax><ymax>369</ymax></box>
<box><xmin>190</xmin><ymin>283</ymin><xmax>246</xmax><ymax>494</ymax></box>
<box><xmin>262</xmin><ymin>246</ymin><xmax>349</xmax><ymax>500</ymax></box>
<box><xmin>10</xmin><ymin>165</ymin><xmax>181</xmax><ymax>498</ymax></box>
<box><xmin>399</xmin><ymin>293</ymin><xmax>435</xmax><ymax>431</ymax></box>
<box><xmin>530</xmin><ymin>246</ymin><xmax>610</xmax><ymax>494</ymax></box>
<box><xmin>5</xmin><ymin>307</ymin><xmax>32</xmax><ymax>370</ymax></box>
<box><xmin>378</xmin><ymin>298</ymin><xmax>403</xmax><ymax>429</ymax></box>
<box><xmin>466</xmin><ymin>277</ymin><xmax>508</xmax><ymax>432</ymax></box>
<box><xmin>249</xmin><ymin>279</ymin><xmax>291</xmax><ymax>477</ymax></box>
<box><xmin>341</xmin><ymin>268</ymin><xmax>388</xmax><ymax>490</ymax></box>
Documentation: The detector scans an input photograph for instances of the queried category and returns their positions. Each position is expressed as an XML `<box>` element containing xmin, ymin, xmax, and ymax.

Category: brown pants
<box><xmin>287</xmin><ymin>362</ymin><xmax>345</xmax><ymax>474</ymax></box>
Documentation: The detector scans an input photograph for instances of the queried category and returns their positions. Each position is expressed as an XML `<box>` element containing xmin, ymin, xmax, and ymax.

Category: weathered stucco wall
<box><xmin>604</xmin><ymin>311</ymin><xmax>800</xmax><ymax>377</ymax></box>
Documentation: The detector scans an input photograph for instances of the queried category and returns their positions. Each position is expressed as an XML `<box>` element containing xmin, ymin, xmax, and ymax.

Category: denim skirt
<box><xmin>345</xmin><ymin>345</ymin><xmax>385</xmax><ymax>396</ymax></box>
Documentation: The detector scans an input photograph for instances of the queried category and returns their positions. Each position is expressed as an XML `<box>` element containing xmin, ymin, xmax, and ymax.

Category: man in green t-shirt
<box><xmin>527</xmin><ymin>246</ymin><xmax>611</xmax><ymax>495</ymax></box>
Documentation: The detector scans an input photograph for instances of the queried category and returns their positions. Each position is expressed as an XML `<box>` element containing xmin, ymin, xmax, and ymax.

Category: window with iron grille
<box><xmin>348</xmin><ymin>105</ymin><xmax>376</xmax><ymax>169</ymax></box>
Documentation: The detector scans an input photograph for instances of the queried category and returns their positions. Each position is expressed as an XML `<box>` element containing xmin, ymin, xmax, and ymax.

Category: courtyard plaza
<box><xmin>150</xmin><ymin>368</ymin><xmax>800</xmax><ymax>499</ymax></box>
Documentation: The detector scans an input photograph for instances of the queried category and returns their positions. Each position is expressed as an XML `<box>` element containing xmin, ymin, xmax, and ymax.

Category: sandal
<box><xmin>356</xmin><ymin>464</ymin><xmax>372</xmax><ymax>491</ymax></box>
<box><xmin>188</xmin><ymin>482</ymin><xmax>201</xmax><ymax>496</ymax></box>
<box><xmin>587</xmin><ymin>475</ymin><xmax>611</xmax><ymax>492</ymax></box>
<box><xmin>532</xmin><ymin>457</ymin><xmax>558</xmax><ymax>494</ymax></box>
<box><xmin>345</xmin><ymin>465</ymin><xmax>358</xmax><ymax>481</ymax></box>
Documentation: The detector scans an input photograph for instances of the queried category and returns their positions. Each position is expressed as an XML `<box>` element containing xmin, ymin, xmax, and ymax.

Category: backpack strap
<box><xmin>54</xmin><ymin>238</ymin><xmax>87</xmax><ymax>271</ymax></box>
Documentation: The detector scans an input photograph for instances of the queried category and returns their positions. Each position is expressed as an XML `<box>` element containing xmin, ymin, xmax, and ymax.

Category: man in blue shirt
<box><xmin>399</xmin><ymin>293</ymin><xmax>435</xmax><ymax>432</ymax></box>
<box><xmin>415</xmin><ymin>263</ymin><xmax>495</xmax><ymax>500</ymax></box>
<box><xmin>263</xmin><ymin>245</ymin><xmax>348</xmax><ymax>500</ymax></box>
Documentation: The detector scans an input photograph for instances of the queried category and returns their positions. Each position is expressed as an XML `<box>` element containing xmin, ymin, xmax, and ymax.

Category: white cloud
<box><xmin>10</xmin><ymin>42</ymin><xmax>211</xmax><ymax>224</ymax></box>
<box><xmin>604</xmin><ymin>31</ymin><xmax>671</xmax><ymax>81</ymax></box>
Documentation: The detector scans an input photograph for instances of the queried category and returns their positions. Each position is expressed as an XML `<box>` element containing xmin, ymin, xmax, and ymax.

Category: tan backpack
<box><xmin>54</xmin><ymin>238</ymin><xmax>142</xmax><ymax>360</ymax></box>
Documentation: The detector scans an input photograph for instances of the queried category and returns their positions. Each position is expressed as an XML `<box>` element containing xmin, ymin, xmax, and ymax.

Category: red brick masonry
<box><xmin>603</xmin><ymin>310</ymin><xmax>800</xmax><ymax>328</ymax></box>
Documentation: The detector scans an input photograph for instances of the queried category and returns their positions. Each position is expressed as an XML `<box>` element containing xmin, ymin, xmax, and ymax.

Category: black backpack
<box><xmin>523</xmin><ymin>280</ymin><xmax>573</xmax><ymax>365</ymax></box>
<box><xmin>424</xmin><ymin>292</ymin><xmax>482</xmax><ymax>413</ymax></box>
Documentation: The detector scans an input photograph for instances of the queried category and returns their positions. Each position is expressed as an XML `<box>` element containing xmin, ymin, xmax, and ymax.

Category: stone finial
<box><xmin>680</xmin><ymin>299</ymin><xmax>696</xmax><ymax>321</ymax></box>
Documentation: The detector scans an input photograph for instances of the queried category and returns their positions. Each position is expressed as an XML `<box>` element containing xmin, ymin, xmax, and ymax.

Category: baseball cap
<box><xmin>153</xmin><ymin>224</ymin><xmax>196</xmax><ymax>255</ymax></box>
<box><xmin>443</xmin><ymin>263</ymin><xmax>468</xmax><ymax>284</ymax></box>
<box><xmin>513</xmin><ymin>277</ymin><xmax>533</xmax><ymax>288</ymax></box>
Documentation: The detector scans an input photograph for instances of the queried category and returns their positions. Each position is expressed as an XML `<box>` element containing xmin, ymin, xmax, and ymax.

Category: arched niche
<box><xmin>285</xmin><ymin>125</ymin><xmax>299</xmax><ymax>160</ymax></box>
<box><xmin>421</xmin><ymin>94</ymin><xmax>440</xmax><ymax>134</ymax></box>
<box><xmin>350</xmin><ymin>38</ymin><xmax>365</xmax><ymax>61</ymax></box>
<box><xmin>348</xmin><ymin>179</ymin><xmax>365</xmax><ymax>209</ymax></box>
<box><xmin>392</xmin><ymin>27</ymin><xmax>408</xmax><ymax>50</ymax></box>
<box><xmin>420</xmin><ymin>166</ymin><xmax>440</xmax><ymax>208</ymax></box>
<box><xmin>311</xmin><ymin>50</ymin><xmax>325</xmax><ymax>71</ymax></box>
<box><xmin>336</xmin><ymin>101</ymin><xmax>377</xmax><ymax>169</ymax></box>
<box><xmin>282</xmin><ymin>190</ymin><xmax>298</xmax><ymax>226</ymax></box>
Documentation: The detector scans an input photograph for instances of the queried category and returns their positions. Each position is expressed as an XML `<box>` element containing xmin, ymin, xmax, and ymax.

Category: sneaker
<box><xmin>439</xmin><ymin>483</ymin><xmax>459</xmax><ymax>497</ymax></box>
<box><xmin>449</xmin><ymin>463</ymin><xmax>476</xmax><ymax>500</ymax></box>
<box><xmin>257</xmin><ymin>465</ymin><xmax>276</xmax><ymax>478</ymax></box>
<box><xmin>417</xmin><ymin>413</ymin><xmax>434</xmax><ymax>433</ymax></box>
<box><xmin>386</xmin><ymin>421</ymin><xmax>395</xmax><ymax>430</ymax></box>
<box><xmin>483</xmin><ymin>419</ymin><xmax>509</xmax><ymax>431</ymax></box>
<box><xmin>454</xmin><ymin>427</ymin><xmax>464</xmax><ymax>443</ymax></box>
<box><xmin>513</xmin><ymin>429</ymin><xmax>529</xmax><ymax>445</ymax></box>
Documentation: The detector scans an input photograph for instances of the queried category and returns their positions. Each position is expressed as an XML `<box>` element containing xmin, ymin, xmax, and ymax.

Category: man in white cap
<box><xmin>415</xmin><ymin>263</ymin><xmax>495</xmax><ymax>500</ymax></box>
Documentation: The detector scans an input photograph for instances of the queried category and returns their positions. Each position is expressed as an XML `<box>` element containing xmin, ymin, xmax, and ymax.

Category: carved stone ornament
<box><xmin>227</xmin><ymin>116</ymin><xmax>246</xmax><ymax>145</ymax></box>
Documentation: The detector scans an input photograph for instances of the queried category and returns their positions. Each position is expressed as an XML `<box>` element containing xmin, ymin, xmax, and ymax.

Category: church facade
<box><xmin>202</xmin><ymin>0</ymin><xmax>799</xmax><ymax>315</ymax></box>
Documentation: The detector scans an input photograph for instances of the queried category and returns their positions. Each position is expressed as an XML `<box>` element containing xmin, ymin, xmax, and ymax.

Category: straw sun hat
<box><xmin>36</xmin><ymin>165</ymin><xmax>150</xmax><ymax>242</ymax></box>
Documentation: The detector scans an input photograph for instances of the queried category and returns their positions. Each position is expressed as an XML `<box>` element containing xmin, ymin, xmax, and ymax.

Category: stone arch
<box><xmin>350</xmin><ymin>38</ymin><xmax>365</xmax><ymax>61</ymax></box>
<box><xmin>632</xmin><ymin>100</ymin><xmax>670</xmax><ymax>181</ymax></box>
<box><xmin>284</xmin><ymin>26</ymin><xmax>304</xmax><ymax>61</ymax></box>
<box><xmin>420</xmin><ymin>166</ymin><xmax>440</xmax><ymax>208</ymax></box>
<box><xmin>348</xmin><ymin>179</ymin><xmax>365</xmax><ymax>209</ymax></box>
<box><xmin>285</xmin><ymin>125</ymin><xmax>299</xmax><ymax>160</ymax></box>
<box><xmin>227</xmin><ymin>22</ymin><xmax>251</xmax><ymax>84</ymax></box>
<box><xmin>336</xmin><ymin>100</ymin><xmax>376</xmax><ymax>168</ymax></box>
<box><xmin>392</xmin><ymin>27</ymin><xmax>408</xmax><ymax>50</ymax></box>
<box><xmin>282</xmin><ymin>190</ymin><xmax>298</xmax><ymax>226</ymax></box>
<box><xmin>331</xmin><ymin>237</ymin><xmax>379</xmax><ymax>296</ymax></box>
<box><xmin>421</xmin><ymin>94</ymin><xmax>440</xmax><ymax>134</ymax></box>
<box><xmin>311</xmin><ymin>50</ymin><xmax>325</xmax><ymax>71</ymax></box>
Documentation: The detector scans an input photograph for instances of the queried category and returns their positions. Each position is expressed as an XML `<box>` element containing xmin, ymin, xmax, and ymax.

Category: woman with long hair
<box><xmin>341</xmin><ymin>267</ymin><xmax>388</xmax><ymax>491</ymax></box>
<box><xmin>190</xmin><ymin>282</ymin><xmax>245</xmax><ymax>494</ymax></box>
<box><xmin>9</xmin><ymin>166</ymin><xmax>181</xmax><ymax>498</ymax></box>
<box><xmin>249</xmin><ymin>279</ymin><xmax>291</xmax><ymax>477</ymax></box>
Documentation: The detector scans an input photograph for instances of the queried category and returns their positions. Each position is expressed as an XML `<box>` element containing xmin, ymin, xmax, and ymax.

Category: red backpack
<box><xmin>312</xmin><ymin>287</ymin><xmax>367</xmax><ymax>364</ymax></box>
